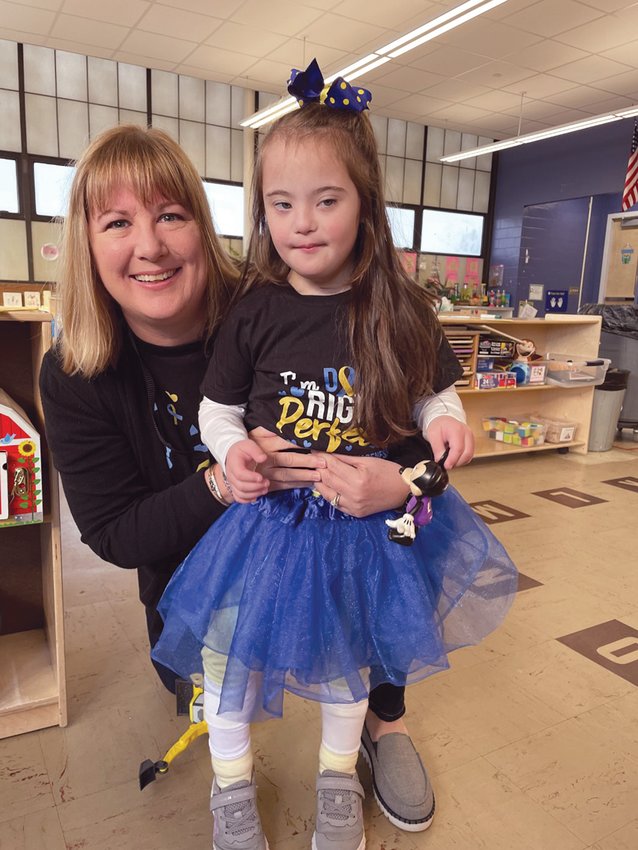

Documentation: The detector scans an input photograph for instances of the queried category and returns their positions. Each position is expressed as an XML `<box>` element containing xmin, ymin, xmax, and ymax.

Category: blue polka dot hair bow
<box><xmin>288</xmin><ymin>58</ymin><xmax>372</xmax><ymax>113</ymax></box>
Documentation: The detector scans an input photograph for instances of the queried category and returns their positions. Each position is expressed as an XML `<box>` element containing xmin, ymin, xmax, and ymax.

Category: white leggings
<box><xmin>202</xmin><ymin>649</ymin><xmax>368</xmax><ymax>781</ymax></box>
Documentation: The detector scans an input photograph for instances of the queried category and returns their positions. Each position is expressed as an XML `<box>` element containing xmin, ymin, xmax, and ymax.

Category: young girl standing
<box><xmin>153</xmin><ymin>61</ymin><xmax>517</xmax><ymax>850</ymax></box>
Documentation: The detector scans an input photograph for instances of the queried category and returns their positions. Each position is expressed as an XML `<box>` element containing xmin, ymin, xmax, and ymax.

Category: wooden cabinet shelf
<box><xmin>440</xmin><ymin>314</ymin><xmax>603</xmax><ymax>459</ymax></box>
<box><xmin>0</xmin><ymin>313</ymin><xmax>66</xmax><ymax>738</ymax></box>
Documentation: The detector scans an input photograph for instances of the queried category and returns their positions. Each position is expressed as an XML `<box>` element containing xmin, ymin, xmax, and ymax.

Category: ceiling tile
<box><xmin>465</xmin><ymin>89</ymin><xmax>527</xmax><ymax>113</ymax></box>
<box><xmin>62</xmin><ymin>0</ymin><xmax>151</xmax><ymax>29</ymax></box>
<box><xmin>136</xmin><ymin>5</ymin><xmax>222</xmax><ymax>42</ymax></box>
<box><xmin>508</xmin><ymin>39</ymin><xmax>589</xmax><ymax>73</ymax></box>
<box><xmin>590</xmin><ymin>68</ymin><xmax>638</xmax><ymax>97</ymax></box>
<box><xmin>9</xmin><ymin>0</ymin><xmax>63</xmax><ymax>8</ymax></box>
<box><xmin>427</xmin><ymin>103</ymin><xmax>496</xmax><ymax>125</ymax></box>
<box><xmin>390</xmin><ymin>91</ymin><xmax>453</xmax><ymax>117</ymax></box>
<box><xmin>0</xmin><ymin>28</ymin><xmax>48</xmax><ymax>45</ymax></box>
<box><xmin>51</xmin><ymin>15</ymin><xmax>129</xmax><ymax>50</ymax></box>
<box><xmin>457</xmin><ymin>61</ymin><xmax>535</xmax><ymax>90</ymax></box>
<box><xmin>160</xmin><ymin>0</ymin><xmax>243</xmax><ymax>14</ymax></box>
<box><xmin>503</xmin><ymin>72</ymin><xmax>579</xmax><ymax>98</ymax></box>
<box><xmin>237</xmin><ymin>57</ymin><xmax>299</xmax><ymax>88</ymax></box>
<box><xmin>551</xmin><ymin>53</ymin><xmax>634</xmax><ymax>84</ymax></box>
<box><xmin>0</xmin><ymin>1</ymin><xmax>56</xmax><ymax>35</ymax></box>
<box><xmin>602</xmin><ymin>40</ymin><xmax>638</xmax><ymax>69</ymax></box>
<box><xmin>116</xmin><ymin>50</ymin><xmax>176</xmax><ymax>71</ymax></box>
<box><xmin>374</xmin><ymin>65</ymin><xmax>446</xmax><ymax>94</ymax></box>
<box><xmin>577</xmin><ymin>0</ymin><xmax>638</xmax><ymax>10</ymax></box>
<box><xmin>546</xmin><ymin>84</ymin><xmax>620</xmax><ymax>109</ymax></box>
<box><xmin>229</xmin><ymin>0</ymin><xmax>324</xmax><ymax>36</ymax></box>
<box><xmin>409</xmin><ymin>46</ymin><xmax>491</xmax><ymax>78</ymax></box>
<box><xmin>436</xmin><ymin>18</ymin><xmax>542</xmax><ymax>59</ymax></box>
<box><xmin>300</xmin><ymin>12</ymin><xmax>386</xmax><ymax>52</ymax></box>
<box><xmin>556</xmin><ymin>7</ymin><xmax>638</xmax><ymax>52</ymax></box>
<box><xmin>265</xmin><ymin>40</ymin><xmax>348</xmax><ymax>71</ymax></box>
<box><xmin>118</xmin><ymin>30</ymin><xmax>197</xmax><ymax>63</ymax></box>
<box><xmin>583</xmin><ymin>93</ymin><xmax>636</xmax><ymax>114</ymax></box>
<box><xmin>183</xmin><ymin>44</ymin><xmax>257</xmax><ymax>76</ymax></box>
<box><xmin>503</xmin><ymin>0</ymin><xmax>602</xmax><ymax>36</ymax></box>
<box><xmin>421</xmin><ymin>77</ymin><xmax>493</xmax><ymax>103</ymax></box>
<box><xmin>331</xmin><ymin>0</ymin><xmax>438</xmax><ymax>29</ymax></box>
<box><xmin>205</xmin><ymin>22</ymin><xmax>288</xmax><ymax>57</ymax></box>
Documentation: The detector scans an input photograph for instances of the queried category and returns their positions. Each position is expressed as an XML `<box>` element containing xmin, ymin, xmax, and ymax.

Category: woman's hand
<box><xmin>425</xmin><ymin>416</ymin><xmax>474</xmax><ymax>469</ymax></box>
<box><xmin>249</xmin><ymin>427</ymin><xmax>325</xmax><ymax>491</ymax></box>
<box><xmin>314</xmin><ymin>454</ymin><xmax>409</xmax><ymax>518</ymax></box>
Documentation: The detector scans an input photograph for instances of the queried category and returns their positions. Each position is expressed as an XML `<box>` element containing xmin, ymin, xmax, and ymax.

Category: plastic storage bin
<box><xmin>532</xmin><ymin>415</ymin><xmax>578</xmax><ymax>443</ymax></box>
<box><xmin>482</xmin><ymin>416</ymin><xmax>546</xmax><ymax>446</ymax></box>
<box><xmin>545</xmin><ymin>353</ymin><xmax>610</xmax><ymax>387</ymax></box>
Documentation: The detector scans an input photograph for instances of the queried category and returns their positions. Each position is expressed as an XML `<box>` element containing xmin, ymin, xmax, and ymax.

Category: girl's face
<box><xmin>88</xmin><ymin>186</ymin><xmax>208</xmax><ymax>345</ymax></box>
<box><xmin>262</xmin><ymin>135</ymin><xmax>361</xmax><ymax>295</ymax></box>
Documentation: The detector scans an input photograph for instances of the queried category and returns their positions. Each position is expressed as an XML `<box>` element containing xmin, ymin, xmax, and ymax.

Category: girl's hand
<box><xmin>225</xmin><ymin>439</ymin><xmax>269</xmax><ymax>503</ymax></box>
<box><xmin>315</xmin><ymin>454</ymin><xmax>409</xmax><ymax>517</ymax></box>
<box><xmin>425</xmin><ymin>415</ymin><xmax>474</xmax><ymax>469</ymax></box>
<box><xmin>249</xmin><ymin>427</ymin><xmax>325</xmax><ymax>491</ymax></box>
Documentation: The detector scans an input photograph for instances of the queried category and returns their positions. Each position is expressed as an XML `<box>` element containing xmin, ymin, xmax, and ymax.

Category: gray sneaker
<box><xmin>360</xmin><ymin>724</ymin><xmax>434</xmax><ymax>832</ymax></box>
<box><xmin>312</xmin><ymin>770</ymin><xmax>365</xmax><ymax>850</ymax></box>
<box><xmin>210</xmin><ymin>777</ymin><xmax>269</xmax><ymax>850</ymax></box>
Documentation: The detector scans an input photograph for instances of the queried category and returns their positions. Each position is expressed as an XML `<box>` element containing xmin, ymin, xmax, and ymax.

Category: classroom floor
<box><xmin>1</xmin><ymin>438</ymin><xmax>637</xmax><ymax>850</ymax></box>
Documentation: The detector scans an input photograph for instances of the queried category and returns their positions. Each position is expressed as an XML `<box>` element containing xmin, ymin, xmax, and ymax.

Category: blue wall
<box><xmin>490</xmin><ymin>117</ymin><xmax>632</xmax><ymax>310</ymax></box>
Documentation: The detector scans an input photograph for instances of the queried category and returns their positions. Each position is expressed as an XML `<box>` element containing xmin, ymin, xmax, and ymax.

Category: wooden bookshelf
<box><xmin>0</xmin><ymin>312</ymin><xmax>66</xmax><ymax>738</ymax></box>
<box><xmin>440</xmin><ymin>314</ymin><xmax>603</xmax><ymax>458</ymax></box>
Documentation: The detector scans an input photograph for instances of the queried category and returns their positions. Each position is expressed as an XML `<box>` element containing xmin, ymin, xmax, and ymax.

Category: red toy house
<box><xmin>0</xmin><ymin>388</ymin><xmax>43</xmax><ymax>526</ymax></box>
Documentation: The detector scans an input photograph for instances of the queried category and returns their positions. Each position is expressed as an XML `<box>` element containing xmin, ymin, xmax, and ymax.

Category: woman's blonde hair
<box><xmin>58</xmin><ymin>124</ymin><xmax>239</xmax><ymax>377</ymax></box>
<box><xmin>243</xmin><ymin>105</ymin><xmax>440</xmax><ymax>446</ymax></box>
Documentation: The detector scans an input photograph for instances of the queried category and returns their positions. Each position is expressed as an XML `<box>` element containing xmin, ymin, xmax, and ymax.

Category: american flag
<box><xmin>622</xmin><ymin>120</ymin><xmax>638</xmax><ymax>211</ymax></box>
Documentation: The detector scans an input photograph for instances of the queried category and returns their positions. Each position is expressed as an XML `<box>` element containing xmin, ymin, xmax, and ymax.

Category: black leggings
<box><xmin>368</xmin><ymin>683</ymin><xmax>406</xmax><ymax>722</ymax></box>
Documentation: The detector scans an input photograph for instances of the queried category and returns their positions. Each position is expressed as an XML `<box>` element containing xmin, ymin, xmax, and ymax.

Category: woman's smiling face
<box><xmin>88</xmin><ymin>186</ymin><xmax>208</xmax><ymax>345</ymax></box>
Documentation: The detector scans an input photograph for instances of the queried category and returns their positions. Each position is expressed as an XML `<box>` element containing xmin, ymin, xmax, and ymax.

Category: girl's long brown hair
<box><xmin>243</xmin><ymin>104</ymin><xmax>441</xmax><ymax>446</ymax></box>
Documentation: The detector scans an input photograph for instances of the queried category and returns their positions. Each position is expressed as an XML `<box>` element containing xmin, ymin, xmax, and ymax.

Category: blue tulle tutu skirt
<box><xmin>152</xmin><ymin>487</ymin><xmax>517</xmax><ymax>719</ymax></box>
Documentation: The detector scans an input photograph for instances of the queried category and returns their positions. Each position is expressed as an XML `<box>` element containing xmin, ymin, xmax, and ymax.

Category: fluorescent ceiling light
<box><xmin>240</xmin><ymin>0</ymin><xmax>510</xmax><ymax>130</ymax></box>
<box><xmin>440</xmin><ymin>106</ymin><xmax>638</xmax><ymax>162</ymax></box>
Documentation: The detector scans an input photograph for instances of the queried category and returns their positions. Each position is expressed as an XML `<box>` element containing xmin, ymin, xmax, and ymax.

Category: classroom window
<box><xmin>203</xmin><ymin>181</ymin><xmax>244</xmax><ymax>238</ymax></box>
<box><xmin>386</xmin><ymin>206</ymin><xmax>415</xmax><ymax>249</ymax></box>
<box><xmin>33</xmin><ymin>162</ymin><xmax>75</xmax><ymax>217</ymax></box>
<box><xmin>0</xmin><ymin>157</ymin><xmax>19</xmax><ymax>214</ymax></box>
<box><xmin>420</xmin><ymin>209</ymin><xmax>484</xmax><ymax>256</ymax></box>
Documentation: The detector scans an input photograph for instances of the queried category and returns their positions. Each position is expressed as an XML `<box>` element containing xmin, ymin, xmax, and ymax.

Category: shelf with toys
<box><xmin>0</xmin><ymin>310</ymin><xmax>66</xmax><ymax>738</ymax></box>
<box><xmin>439</xmin><ymin>314</ymin><xmax>604</xmax><ymax>459</ymax></box>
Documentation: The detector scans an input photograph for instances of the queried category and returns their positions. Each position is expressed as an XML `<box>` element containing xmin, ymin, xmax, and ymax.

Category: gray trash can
<box><xmin>588</xmin><ymin>369</ymin><xmax>630</xmax><ymax>451</ymax></box>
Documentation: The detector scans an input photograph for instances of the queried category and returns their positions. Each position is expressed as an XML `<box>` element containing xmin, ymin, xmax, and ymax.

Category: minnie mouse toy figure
<box><xmin>386</xmin><ymin>456</ymin><xmax>449</xmax><ymax>546</ymax></box>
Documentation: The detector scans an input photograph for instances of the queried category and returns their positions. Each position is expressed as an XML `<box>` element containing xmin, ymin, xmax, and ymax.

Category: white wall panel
<box><xmin>118</xmin><ymin>63</ymin><xmax>147</xmax><ymax>112</ymax></box>
<box><xmin>0</xmin><ymin>39</ymin><xmax>18</xmax><ymax>89</ymax></box>
<box><xmin>179</xmin><ymin>75</ymin><xmax>205</xmax><ymax>122</ymax></box>
<box><xmin>0</xmin><ymin>90</ymin><xmax>21</xmax><ymax>151</ymax></box>
<box><xmin>0</xmin><ymin>219</ymin><xmax>29</xmax><ymax>280</ymax></box>
<box><xmin>152</xmin><ymin>70</ymin><xmax>178</xmax><ymax>117</ymax></box>
<box><xmin>88</xmin><ymin>57</ymin><xmax>118</xmax><ymax>106</ymax></box>
<box><xmin>206</xmin><ymin>124</ymin><xmax>231</xmax><ymax>180</ymax></box>
<box><xmin>25</xmin><ymin>94</ymin><xmax>58</xmax><ymax>156</ymax></box>
<box><xmin>179</xmin><ymin>119</ymin><xmax>206</xmax><ymax>174</ymax></box>
<box><xmin>24</xmin><ymin>45</ymin><xmax>55</xmax><ymax>96</ymax></box>
<box><xmin>56</xmin><ymin>51</ymin><xmax>87</xmax><ymax>101</ymax></box>
<box><xmin>58</xmin><ymin>99</ymin><xmax>89</xmax><ymax>160</ymax></box>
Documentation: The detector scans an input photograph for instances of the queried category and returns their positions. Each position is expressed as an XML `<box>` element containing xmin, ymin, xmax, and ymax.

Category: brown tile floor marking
<box><xmin>517</xmin><ymin>573</ymin><xmax>543</xmax><ymax>592</ymax></box>
<box><xmin>557</xmin><ymin>620</ymin><xmax>638</xmax><ymax>686</ymax></box>
<box><xmin>602</xmin><ymin>475</ymin><xmax>638</xmax><ymax>493</ymax></box>
<box><xmin>469</xmin><ymin>500</ymin><xmax>530</xmax><ymax>524</ymax></box>
<box><xmin>532</xmin><ymin>487</ymin><xmax>608</xmax><ymax>508</ymax></box>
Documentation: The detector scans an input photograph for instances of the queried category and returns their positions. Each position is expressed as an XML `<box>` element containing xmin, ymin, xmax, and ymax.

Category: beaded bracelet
<box><xmin>206</xmin><ymin>465</ymin><xmax>231</xmax><ymax>507</ymax></box>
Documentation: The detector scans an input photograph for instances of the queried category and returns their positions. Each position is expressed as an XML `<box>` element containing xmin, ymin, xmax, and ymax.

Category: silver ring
<box><xmin>330</xmin><ymin>492</ymin><xmax>341</xmax><ymax>508</ymax></box>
